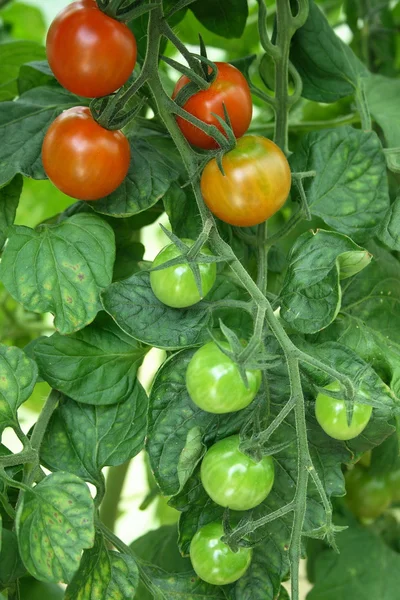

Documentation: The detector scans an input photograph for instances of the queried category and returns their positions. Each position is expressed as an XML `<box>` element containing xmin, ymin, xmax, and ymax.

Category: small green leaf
<box><xmin>0</xmin><ymin>174</ymin><xmax>22</xmax><ymax>250</ymax></box>
<box><xmin>0</xmin><ymin>86</ymin><xmax>85</xmax><ymax>186</ymax></box>
<box><xmin>40</xmin><ymin>383</ymin><xmax>148</xmax><ymax>487</ymax></box>
<box><xmin>88</xmin><ymin>134</ymin><xmax>181</xmax><ymax>217</ymax></box>
<box><xmin>190</xmin><ymin>0</ymin><xmax>248</xmax><ymax>39</ymax></box>
<box><xmin>16</xmin><ymin>472</ymin><xmax>95</xmax><ymax>583</ymax></box>
<box><xmin>177</xmin><ymin>427</ymin><xmax>206</xmax><ymax>493</ymax></box>
<box><xmin>18</xmin><ymin>60</ymin><xmax>56</xmax><ymax>96</ymax></box>
<box><xmin>290</xmin><ymin>126</ymin><xmax>389</xmax><ymax>242</ymax></box>
<box><xmin>34</xmin><ymin>313</ymin><xmax>147</xmax><ymax>405</ymax></box>
<box><xmin>290</xmin><ymin>0</ymin><xmax>367</xmax><ymax>102</ymax></box>
<box><xmin>0</xmin><ymin>214</ymin><xmax>115</xmax><ymax>335</ymax></box>
<box><xmin>65</xmin><ymin>534</ymin><xmax>139</xmax><ymax>600</ymax></box>
<box><xmin>280</xmin><ymin>230</ymin><xmax>371</xmax><ymax>334</ymax></box>
<box><xmin>141</xmin><ymin>564</ymin><xmax>226</xmax><ymax>599</ymax></box>
<box><xmin>0</xmin><ymin>344</ymin><xmax>37</xmax><ymax>433</ymax></box>
<box><xmin>0</xmin><ymin>529</ymin><xmax>26</xmax><ymax>588</ymax></box>
<box><xmin>0</xmin><ymin>41</ymin><xmax>45</xmax><ymax>101</ymax></box>
<box><xmin>378</xmin><ymin>196</ymin><xmax>400</xmax><ymax>251</ymax></box>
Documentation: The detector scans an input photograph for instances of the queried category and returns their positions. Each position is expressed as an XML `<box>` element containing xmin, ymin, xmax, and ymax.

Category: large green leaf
<box><xmin>290</xmin><ymin>127</ymin><xmax>389</xmax><ymax>242</ymax></box>
<box><xmin>19</xmin><ymin>580</ymin><xmax>64</xmax><ymax>600</ymax></box>
<box><xmin>0</xmin><ymin>529</ymin><xmax>26</xmax><ymax>588</ymax></box>
<box><xmin>40</xmin><ymin>384</ymin><xmax>148</xmax><ymax>488</ymax></box>
<box><xmin>0</xmin><ymin>174</ymin><xmax>22</xmax><ymax>250</ymax></box>
<box><xmin>34</xmin><ymin>313</ymin><xmax>147</xmax><ymax>405</ymax></box>
<box><xmin>18</xmin><ymin>60</ymin><xmax>56</xmax><ymax>96</ymax></box>
<box><xmin>0</xmin><ymin>41</ymin><xmax>45</xmax><ymax>101</ymax></box>
<box><xmin>0</xmin><ymin>344</ymin><xmax>37</xmax><ymax>433</ymax></box>
<box><xmin>65</xmin><ymin>534</ymin><xmax>139</xmax><ymax>600</ymax></box>
<box><xmin>88</xmin><ymin>133</ymin><xmax>182</xmax><ymax>217</ymax></box>
<box><xmin>290</xmin><ymin>0</ymin><xmax>367</xmax><ymax>102</ymax></box>
<box><xmin>16</xmin><ymin>472</ymin><xmax>95</xmax><ymax>583</ymax></box>
<box><xmin>102</xmin><ymin>271</ymin><xmax>251</xmax><ymax>350</ymax></box>
<box><xmin>0</xmin><ymin>214</ymin><xmax>115</xmax><ymax>335</ymax></box>
<box><xmin>0</xmin><ymin>86</ymin><xmax>85</xmax><ymax>186</ymax></box>
<box><xmin>190</xmin><ymin>0</ymin><xmax>248</xmax><ymax>39</ymax></box>
<box><xmin>280</xmin><ymin>230</ymin><xmax>371</xmax><ymax>333</ymax></box>
<box><xmin>307</xmin><ymin>524</ymin><xmax>400</xmax><ymax>600</ymax></box>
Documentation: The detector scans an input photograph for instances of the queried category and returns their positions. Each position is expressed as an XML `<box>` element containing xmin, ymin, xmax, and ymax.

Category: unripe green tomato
<box><xmin>190</xmin><ymin>522</ymin><xmax>252</xmax><ymax>586</ymax></box>
<box><xmin>345</xmin><ymin>465</ymin><xmax>392</xmax><ymax>522</ymax></box>
<box><xmin>186</xmin><ymin>341</ymin><xmax>262</xmax><ymax>414</ymax></box>
<box><xmin>201</xmin><ymin>435</ymin><xmax>275</xmax><ymax>510</ymax></box>
<box><xmin>149</xmin><ymin>239</ymin><xmax>217</xmax><ymax>308</ymax></box>
<box><xmin>315</xmin><ymin>381</ymin><xmax>372</xmax><ymax>441</ymax></box>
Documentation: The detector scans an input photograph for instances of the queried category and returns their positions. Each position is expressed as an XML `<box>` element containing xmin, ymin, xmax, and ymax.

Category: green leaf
<box><xmin>290</xmin><ymin>0</ymin><xmax>367</xmax><ymax>102</ymax></box>
<box><xmin>0</xmin><ymin>3</ymin><xmax>46</xmax><ymax>44</ymax></box>
<box><xmin>0</xmin><ymin>174</ymin><xmax>22</xmax><ymax>249</ymax></box>
<box><xmin>18</xmin><ymin>60</ymin><xmax>56</xmax><ymax>96</ymax></box>
<box><xmin>65</xmin><ymin>534</ymin><xmax>139</xmax><ymax>600</ymax></box>
<box><xmin>308</xmin><ymin>524</ymin><xmax>400</xmax><ymax>600</ymax></box>
<box><xmin>102</xmin><ymin>270</ymin><xmax>251</xmax><ymax>350</ymax></box>
<box><xmin>16</xmin><ymin>472</ymin><xmax>95</xmax><ymax>583</ymax></box>
<box><xmin>378</xmin><ymin>196</ymin><xmax>400</xmax><ymax>251</ymax></box>
<box><xmin>141</xmin><ymin>564</ymin><xmax>226</xmax><ymax>599</ymax></box>
<box><xmin>163</xmin><ymin>183</ymin><xmax>202</xmax><ymax>241</ymax></box>
<box><xmin>19</xmin><ymin>579</ymin><xmax>64</xmax><ymax>600</ymax></box>
<box><xmin>88</xmin><ymin>134</ymin><xmax>181</xmax><ymax>217</ymax></box>
<box><xmin>147</xmin><ymin>349</ymin><xmax>258</xmax><ymax>495</ymax></box>
<box><xmin>0</xmin><ymin>86</ymin><xmax>85</xmax><ymax>186</ymax></box>
<box><xmin>0</xmin><ymin>529</ymin><xmax>26</xmax><ymax>588</ymax></box>
<box><xmin>190</xmin><ymin>0</ymin><xmax>248</xmax><ymax>39</ymax></box>
<box><xmin>0</xmin><ymin>214</ymin><xmax>115</xmax><ymax>335</ymax></box>
<box><xmin>365</xmin><ymin>74</ymin><xmax>400</xmax><ymax>149</ymax></box>
<box><xmin>177</xmin><ymin>427</ymin><xmax>206</xmax><ymax>493</ymax></box>
<box><xmin>0</xmin><ymin>344</ymin><xmax>37</xmax><ymax>433</ymax></box>
<box><xmin>34</xmin><ymin>313</ymin><xmax>147</xmax><ymax>406</ymax></box>
<box><xmin>280</xmin><ymin>230</ymin><xmax>371</xmax><ymax>334</ymax></box>
<box><xmin>40</xmin><ymin>383</ymin><xmax>148</xmax><ymax>487</ymax></box>
<box><xmin>290</xmin><ymin>126</ymin><xmax>389</xmax><ymax>242</ymax></box>
<box><xmin>0</xmin><ymin>41</ymin><xmax>45</xmax><ymax>101</ymax></box>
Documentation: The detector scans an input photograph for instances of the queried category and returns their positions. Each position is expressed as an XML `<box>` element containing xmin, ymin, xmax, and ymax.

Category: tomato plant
<box><xmin>200</xmin><ymin>135</ymin><xmax>292</xmax><ymax>226</ymax></box>
<box><xmin>200</xmin><ymin>435</ymin><xmax>275</xmax><ymax>510</ymax></box>
<box><xmin>186</xmin><ymin>341</ymin><xmax>262</xmax><ymax>413</ymax></box>
<box><xmin>190</xmin><ymin>522</ymin><xmax>253</xmax><ymax>585</ymax></box>
<box><xmin>46</xmin><ymin>0</ymin><xmax>137</xmax><ymax>98</ymax></box>
<box><xmin>315</xmin><ymin>381</ymin><xmax>373</xmax><ymax>441</ymax></box>
<box><xmin>42</xmin><ymin>106</ymin><xmax>131</xmax><ymax>200</ymax></box>
<box><xmin>0</xmin><ymin>0</ymin><xmax>399</xmax><ymax>599</ymax></box>
<box><xmin>150</xmin><ymin>240</ymin><xmax>217</xmax><ymax>308</ymax></box>
<box><xmin>172</xmin><ymin>62</ymin><xmax>252</xmax><ymax>149</ymax></box>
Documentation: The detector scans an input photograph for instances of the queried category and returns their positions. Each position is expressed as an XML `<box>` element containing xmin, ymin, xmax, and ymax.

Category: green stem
<box><xmin>100</xmin><ymin>461</ymin><xmax>131</xmax><ymax>532</ymax></box>
<box><xmin>0</xmin><ymin>449</ymin><xmax>36</xmax><ymax>468</ymax></box>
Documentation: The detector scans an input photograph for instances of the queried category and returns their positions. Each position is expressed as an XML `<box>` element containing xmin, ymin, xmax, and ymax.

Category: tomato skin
<box><xmin>172</xmin><ymin>62</ymin><xmax>252</xmax><ymax>150</ymax></box>
<box><xmin>186</xmin><ymin>341</ymin><xmax>261</xmax><ymax>414</ymax></box>
<box><xmin>200</xmin><ymin>135</ymin><xmax>291</xmax><ymax>227</ymax></box>
<box><xmin>190</xmin><ymin>522</ymin><xmax>252</xmax><ymax>585</ymax></box>
<box><xmin>201</xmin><ymin>435</ymin><xmax>274</xmax><ymax>511</ymax></box>
<box><xmin>42</xmin><ymin>107</ymin><xmax>130</xmax><ymax>200</ymax></box>
<box><xmin>315</xmin><ymin>381</ymin><xmax>372</xmax><ymax>441</ymax></box>
<box><xmin>46</xmin><ymin>0</ymin><xmax>137</xmax><ymax>98</ymax></box>
<box><xmin>345</xmin><ymin>465</ymin><xmax>392</xmax><ymax>521</ymax></box>
<box><xmin>150</xmin><ymin>240</ymin><xmax>217</xmax><ymax>309</ymax></box>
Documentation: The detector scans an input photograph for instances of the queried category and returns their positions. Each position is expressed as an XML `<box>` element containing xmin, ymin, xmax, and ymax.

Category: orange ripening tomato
<box><xmin>172</xmin><ymin>62</ymin><xmax>252</xmax><ymax>150</ymax></box>
<box><xmin>200</xmin><ymin>135</ymin><xmax>291</xmax><ymax>227</ymax></box>
<box><xmin>46</xmin><ymin>0</ymin><xmax>137</xmax><ymax>98</ymax></box>
<box><xmin>42</xmin><ymin>107</ymin><xmax>130</xmax><ymax>201</ymax></box>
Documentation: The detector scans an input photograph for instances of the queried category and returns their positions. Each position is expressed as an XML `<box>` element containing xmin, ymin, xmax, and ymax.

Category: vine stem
<box><xmin>100</xmin><ymin>461</ymin><xmax>131</xmax><ymax>532</ymax></box>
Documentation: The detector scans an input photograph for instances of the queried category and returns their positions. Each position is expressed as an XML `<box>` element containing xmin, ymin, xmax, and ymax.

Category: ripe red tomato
<box><xmin>46</xmin><ymin>0</ymin><xmax>137</xmax><ymax>98</ymax></box>
<box><xmin>172</xmin><ymin>62</ymin><xmax>252</xmax><ymax>150</ymax></box>
<box><xmin>201</xmin><ymin>135</ymin><xmax>291</xmax><ymax>227</ymax></box>
<box><xmin>42</xmin><ymin>107</ymin><xmax>130</xmax><ymax>201</ymax></box>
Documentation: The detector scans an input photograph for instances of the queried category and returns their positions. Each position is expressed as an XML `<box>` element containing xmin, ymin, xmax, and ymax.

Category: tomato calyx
<box><xmin>97</xmin><ymin>0</ymin><xmax>153</xmax><ymax>22</ymax></box>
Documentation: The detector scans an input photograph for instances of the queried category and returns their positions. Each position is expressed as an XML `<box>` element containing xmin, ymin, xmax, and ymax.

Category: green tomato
<box><xmin>150</xmin><ymin>239</ymin><xmax>217</xmax><ymax>308</ymax></box>
<box><xmin>186</xmin><ymin>341</ymin><xmax>262</xmax><ymax>414</ymax></box>
<box><xmin>190</xmin><ymin>522</ymin><xmax>252</xmax><ymax>585</ymax></box>
<box><xmin>315</xmin><ymin>381</ymin><xmax>372</xmax><ymax>441</ymax></box>
<box><xmin>345</xmin><ymin>465</ymin><xmax>392</xmax><ymax>522</ymax></box>
<box><xmin>201</xmin><ymin>435</ymin><xmax>274</xmax><ymax>510</ymax></box>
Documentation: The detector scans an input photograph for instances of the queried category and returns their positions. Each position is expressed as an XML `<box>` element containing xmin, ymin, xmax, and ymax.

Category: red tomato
<box><xmin>200</xmin><ymin>135</ymin><xmax>291</xmax><ymax>227</ymax></box>
<box><xmin>172</xmin><ymin>62</ymin><xmax>252</xmax><ymax>150</ymax></box>
<box><xmin>46</xmin><ymin>0</ymin><xmax>137</xmax><ymax>98</ymax></box>
<box><xmin>42</xmin><ymin>107</ymin><xmax>130</xmax><ymax>201</ymax></box>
